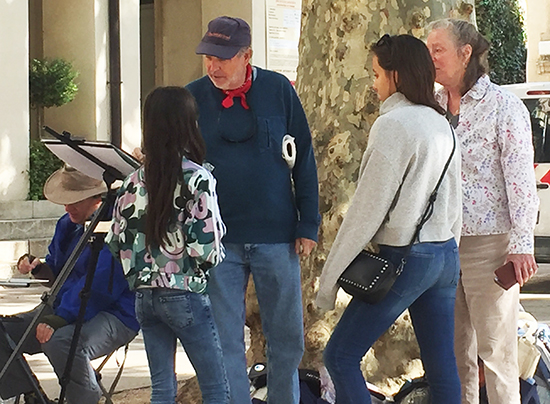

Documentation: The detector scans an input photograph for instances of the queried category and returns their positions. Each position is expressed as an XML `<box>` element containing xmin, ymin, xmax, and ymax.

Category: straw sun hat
<box><xmin>43</xmin><ymin>165</ymin><xmax>107</xmax><ymax>205</ymax></box>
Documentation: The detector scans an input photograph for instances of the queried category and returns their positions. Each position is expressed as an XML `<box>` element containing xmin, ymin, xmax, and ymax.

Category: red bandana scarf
<box><xmin>222</xmin><ymin>64</ymin><xmax>252</xmax><ymax>110</ymax></box>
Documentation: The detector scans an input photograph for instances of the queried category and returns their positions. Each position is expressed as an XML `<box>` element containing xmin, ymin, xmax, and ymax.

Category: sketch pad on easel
<box><xmin>42</xmin><ymin>139</ymin><xmax>140</xmax><ymax>181</ymax></box>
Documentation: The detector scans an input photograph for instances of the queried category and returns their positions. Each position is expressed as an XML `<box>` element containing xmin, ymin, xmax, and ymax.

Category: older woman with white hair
<box><xmin>427</xmin><ymin>19</ymin><xmax>539</xmax><ymax>404</ymax></box>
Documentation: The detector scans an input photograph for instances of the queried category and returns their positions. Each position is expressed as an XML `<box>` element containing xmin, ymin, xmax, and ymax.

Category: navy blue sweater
<box><xmin>47</xmin><ymin>214</ymin><xmax>139</xmax><ymax>332</ymax></box>
<box><xmin>187</xmin><ymin>67</ymin><xmax>320</xmax><ymax>243</ymax></box>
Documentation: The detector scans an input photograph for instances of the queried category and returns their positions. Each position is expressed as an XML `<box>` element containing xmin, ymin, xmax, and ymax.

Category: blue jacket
<box><xmin>187</xmin><ymin>67</ymin><xmax>320</xmax><ymax>243</ymax></box>
<box><xmin>46</xmin><ymin>214</ymin><xmax>139</xmax><ymax>332</ymax></box>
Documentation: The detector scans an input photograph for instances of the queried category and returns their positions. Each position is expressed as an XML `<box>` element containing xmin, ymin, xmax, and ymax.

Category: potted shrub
<box><xmin>28</xmin><ymin>58</ymin><xmax>78</xmax><ymax>199</ymax></box>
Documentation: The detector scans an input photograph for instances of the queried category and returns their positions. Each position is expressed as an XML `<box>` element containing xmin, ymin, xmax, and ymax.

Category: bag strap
<box><xmin>396</xmin><ymin>125</ymin><xmax>457</xmax><ymax>272</ymax></box>
<box><xmin>409</xmin><ymin>125</ymin><xmax>457</xmax><ymax>246</ymax></box>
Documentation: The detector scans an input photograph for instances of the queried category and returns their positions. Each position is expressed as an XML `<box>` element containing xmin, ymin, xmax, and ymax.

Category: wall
<box><xmin>1</xmin><ymin>0</ymin><xmax>141</xmax><ymax>201</ymax></box>
<box><xmin>141</xmin><ymin>3</ymin><xmax>156</xmax><ymax>104</ymax></box>
<box><xmin>0</xmin><ymin>0</ymin><xmax>29</xmax><ymax>201</ymax></box>
<box><xmin>42</xmin><ymin>0</ymin><xmax>141</xmax><ymax>152</ymax></box>
<box><xmin>120</xmin><ymin>0</ymin><xmax>142</xmax><ymax>152</ymax></box>
<box><xmin>201</xmin><ymin>0</ymin><xmax>253</xmax><ymax>33</ymax></box>
<box><xmin>42</xmin><ymin>0</ymin><xmax>103</xmax><ymax>140</ymax></box>
<box><xmin>251</xmin><ymin>0</ymin><xmax>267</xmax><ymax>68</ymax></box>
<box><xmin>526</xmin><ymin>0</ymin><xmax>550</xmax><ymax>81</ymax></box>
<box><xmin>155</xmin><ymin>0</ymin><xmax>203</xmax><ymax>86</ymax></box>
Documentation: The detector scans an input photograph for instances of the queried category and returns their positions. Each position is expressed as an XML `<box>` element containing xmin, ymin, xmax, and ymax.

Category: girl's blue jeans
<box><xmin>324</xmin><ymin>239</ymin><xmax>461</xmax><ymax>404</ymax></box>
<box><xmin>135</xmin><ymin>288</ymin><xmax>230</xmax><ymax>404</ymax></box>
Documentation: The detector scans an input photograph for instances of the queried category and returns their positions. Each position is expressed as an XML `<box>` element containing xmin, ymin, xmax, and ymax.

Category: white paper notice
<box><xmin>266</xmin><ymin>0</ymin><xmax>302</xmax><ymax>83</ymax></box>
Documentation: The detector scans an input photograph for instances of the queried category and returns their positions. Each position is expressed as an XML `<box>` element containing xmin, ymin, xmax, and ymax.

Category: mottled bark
<box><xmin>176</xmin><ymin>377</ymin><xmax>202</xmax><ymax>403</ymax></box>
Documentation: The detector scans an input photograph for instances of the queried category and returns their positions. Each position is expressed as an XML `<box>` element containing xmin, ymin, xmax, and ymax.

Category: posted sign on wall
<box><xmin>266</xmin><ymin>0</ymin><xmax>302</xmax><ymax>83</ymax></box>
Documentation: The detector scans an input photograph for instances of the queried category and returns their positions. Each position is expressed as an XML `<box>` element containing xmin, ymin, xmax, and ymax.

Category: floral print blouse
<box><xmin>436</xmin><ymin>75</ymin><xmax>539</xmax><ymax>254</ymax></box>
<box><xmin>107</xmin><ymin>157</ymin><xmax>226</xmax><ymax>293</ymax></box>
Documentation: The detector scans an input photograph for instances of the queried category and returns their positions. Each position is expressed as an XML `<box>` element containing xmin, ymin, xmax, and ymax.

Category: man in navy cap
<box><xmin>187</xmin><ymin>16</ymin><xmax>320</xmax><ymax>404</ymax></box>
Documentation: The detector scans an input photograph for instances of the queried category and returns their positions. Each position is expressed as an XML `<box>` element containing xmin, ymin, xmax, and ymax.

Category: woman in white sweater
<box><xmin>317</xmin><ymin>34</ymin><xmax>462</xmax><ymax>404</ymax></box>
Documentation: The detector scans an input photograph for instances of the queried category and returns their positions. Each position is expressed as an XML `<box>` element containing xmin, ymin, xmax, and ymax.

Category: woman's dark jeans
<box><xmin>324</xmin><ymin>239</ymin><xmax>461</xmax><ymax>404</ymax></box>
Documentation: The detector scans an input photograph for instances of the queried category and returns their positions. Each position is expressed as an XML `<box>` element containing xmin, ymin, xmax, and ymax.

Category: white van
<box><xmin>503</xmin><ymin>82</ymin><xmax>550</xmax><ymax>262</ymax></box>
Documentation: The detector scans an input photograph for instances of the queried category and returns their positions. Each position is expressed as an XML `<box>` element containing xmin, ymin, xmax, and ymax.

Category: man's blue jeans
<box><xmin>208</xmin><ymin>243</ymin><xmax>304</xmax><ymax>404</ymax></box>
<box><xmin>135</xmin><ymin>288</ymin><xmax>230</xmax><ymax>404</ymax></box>
<box><xmin>324</xmin><ymin>239</ymin><xmax>461</xmax><ymax>404</ymax></box>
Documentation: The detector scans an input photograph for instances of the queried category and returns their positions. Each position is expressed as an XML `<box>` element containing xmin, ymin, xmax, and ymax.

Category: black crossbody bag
<box><xmin>337</xmin><ymin>128</ymin><xmax>457</xmax><ymax>304</ymax></box>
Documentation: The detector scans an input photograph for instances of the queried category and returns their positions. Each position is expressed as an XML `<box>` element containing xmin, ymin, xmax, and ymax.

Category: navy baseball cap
<box><xmin>196</xmin><ymin>16</ymin><xmax>251</xmax><ymax>60</ymax></box>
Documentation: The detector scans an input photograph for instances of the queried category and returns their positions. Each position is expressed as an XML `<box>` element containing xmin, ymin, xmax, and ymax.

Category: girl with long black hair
<box><xmin>108</xmin><ymin>86</ymin><xmax>229</xmax><ymax>404</ymax></box>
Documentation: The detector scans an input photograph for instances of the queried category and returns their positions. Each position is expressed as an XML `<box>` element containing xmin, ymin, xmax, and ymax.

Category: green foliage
<box><xmin>475</xmin><ymin>0</ymin><xmax>527</xmax><ymax>85</ymax></box>
<box><xmin>28</xmin><ymin>140</ymin><xmax>64</xmax><ymax>200</ymax></box>
<box><xmin>29</xmin><ymin>58</ymin><xmax>79</xmax><ymax>108</ymax></box>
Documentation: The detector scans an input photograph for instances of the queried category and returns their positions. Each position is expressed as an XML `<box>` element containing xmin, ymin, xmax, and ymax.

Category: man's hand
<box><xmin>507</xmin><ymin>253</ymin><xmax>538</xmax><ymax>287</ymax></box>
<box><xmin>17</xmin><ymin>255</ymin><xmax>40</xmax><ymax>275</ymax></box>
<box><xmin>295</xmin><ymin>238</ymin><xmax>317</xmax><ymax>258</ymax></box>
<box><xmin>36</xmin><ymin>323</ymin><xmax>55</xmax><ymax>344</ymax></box>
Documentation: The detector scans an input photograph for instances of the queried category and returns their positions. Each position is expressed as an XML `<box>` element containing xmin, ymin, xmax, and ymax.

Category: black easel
<box><xmin>0</xmin><ymin>126</ymin><xmax>138</xmax><ymax>403</ymax></box>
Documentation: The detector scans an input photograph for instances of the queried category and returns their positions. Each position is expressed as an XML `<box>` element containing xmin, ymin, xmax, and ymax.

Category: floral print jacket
<box><xmin>436</xmin><ymin>75</ymin><xmax>539</xmax><ymax>254</ymax></box>
<box><xmin>107</xmin><ymin>157</ymin><xmax>226</xmax><ymax>293</ymax></box>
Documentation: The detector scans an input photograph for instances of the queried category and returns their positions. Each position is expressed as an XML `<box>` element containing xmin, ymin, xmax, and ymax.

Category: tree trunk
<box><xmin>176</xmin><ymin>1</ymin><xmax>475</xmax><ymax>402</ymax></box>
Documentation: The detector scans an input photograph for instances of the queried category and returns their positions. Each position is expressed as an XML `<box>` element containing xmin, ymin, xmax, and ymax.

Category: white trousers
<box><xmin>455</xmin><ymin>234</ymin><xmax>520</xmax><ymax>404</ymax></box>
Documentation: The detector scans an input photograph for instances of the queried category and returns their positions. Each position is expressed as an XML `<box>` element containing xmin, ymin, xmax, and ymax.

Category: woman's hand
<box><xmin>507</xmin><ymin>254</ymin><xmax>538</xmax><ymax>287</ymax></box>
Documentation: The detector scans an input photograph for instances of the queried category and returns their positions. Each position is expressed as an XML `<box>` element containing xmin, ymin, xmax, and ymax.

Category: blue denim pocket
<box><xmin>158</xmin><ymin>290</ymin><xmax>195</xmax><ymax>329</ymax></box>
<box><xmin>379</xmin><ymin>246</ymin><xmax>436</xmax><ymax>298</ymax></box>
<box><xmin>447</xmin><ymin>246</ymin><xmax>461</xmax><ymax>286</ymax></box>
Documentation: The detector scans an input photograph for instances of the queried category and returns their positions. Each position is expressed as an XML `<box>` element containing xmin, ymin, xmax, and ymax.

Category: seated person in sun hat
<box><xmin>0</xmin><ymin>165</ymin><xmax>139</xmax><ymax>404</ymax></box>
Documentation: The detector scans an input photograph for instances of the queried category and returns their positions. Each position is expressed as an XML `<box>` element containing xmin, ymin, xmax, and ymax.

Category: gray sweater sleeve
<box><xmin>315</xmin><ymin>147</ymin><xmax>403</xmax><ymax>310</ymax></box>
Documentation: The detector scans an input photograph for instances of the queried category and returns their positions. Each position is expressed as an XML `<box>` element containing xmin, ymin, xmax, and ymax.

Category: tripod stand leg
<box><xmin>0</xmin><ymin>321</ymin><xmax>50</xmax><ymax>404</ymax></box>
<box><xmin>57</xmin><ymin>235</ymin><xmax>104</xmax><ymax>404</ymax></box>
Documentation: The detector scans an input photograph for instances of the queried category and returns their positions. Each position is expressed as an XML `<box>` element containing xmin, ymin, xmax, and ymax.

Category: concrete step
<box><xmin>0</xmin><ymin>200</ymin><xmax>63</xmax><ymax>278</ymax></box>
<box><xmin>0</xmin><ymin>200</ymin><xmax>65</xmax><ymax>220</ymax></box>
<box><xmin>0</xmin><ymin>200</ymin><xmax>64</xmax><ymax>241</ymax></box>
<box><xmin>0</xmin><ymin>239</ymin><xmax>51</xmax><ymax>262</ymax></box>
<box><xmin>0</xmin><ymin>218</ymin><xmax>58</xmax><ymax>241</ymax></box>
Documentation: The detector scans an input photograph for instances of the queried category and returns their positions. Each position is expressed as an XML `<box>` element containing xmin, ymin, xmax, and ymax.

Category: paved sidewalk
<box><xmin>3</xmin><ymin>266</ymin><xmax>548</xmax><ymax>402</ymax></box>
<box><xmin>0</xmin><ymin>284</ymin><xmax>196</xmax><ymax>400</ymax></box>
